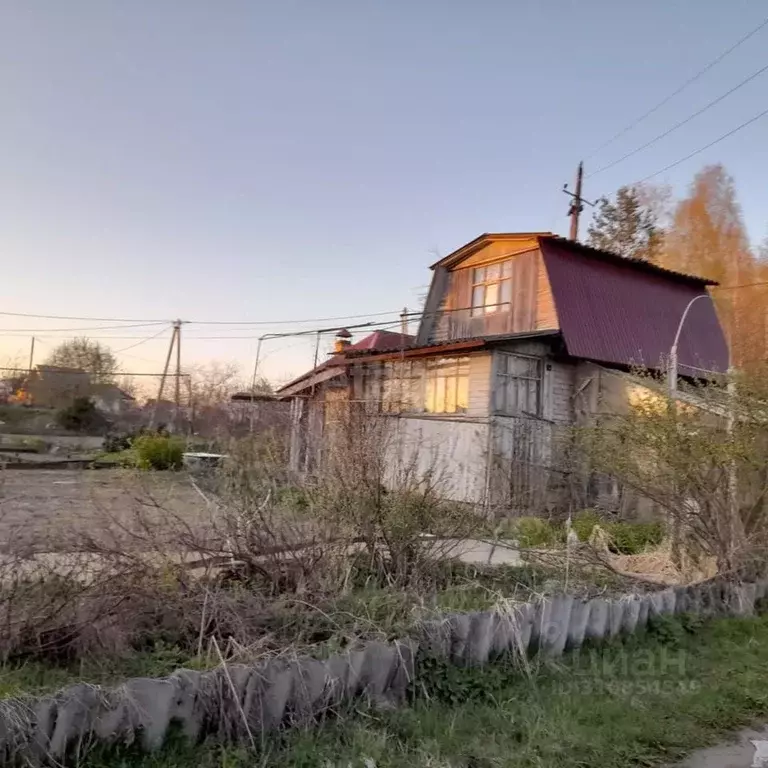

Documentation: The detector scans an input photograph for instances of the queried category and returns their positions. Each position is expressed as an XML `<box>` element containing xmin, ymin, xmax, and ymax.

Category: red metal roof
<box><xmin>541</xmin><ymin>235</ymin><xmax>718</xmax><ymax>287</ymax></box>
<box><xmin>540</xmin><ymin>239</ymin><xmax>729</xmax><ymax>375</ymax></box>
<box><xmin>276</xmin><ymin>330</ymin><xmax>415</xmax><ymax>395</ymax></box>
<box><xmin>345</xmin><ymin>330</ymin><xmax>414</xmax><ymax>352</ymax></box>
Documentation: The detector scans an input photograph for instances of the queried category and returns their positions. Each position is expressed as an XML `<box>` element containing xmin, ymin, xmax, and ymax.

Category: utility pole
<box><xmin>173</xmin><ymin>319</ymin><xmax>182</xmax><ymax>431</ymax></box>
<box><xmin>562</xmin><ymin>161</ymin><xmax>594</xmax><ymax>242</ymax></box>
<box><xmin>150</xmin><ymin>323</ymin><xmax>179</xmax><ymax>430</ymax></box>
<box><xmin>400</xmin><ymin>307</ymin><xmax>409</xmax><ymax>336</ymax></box>
<box><xmin>28</xmin><ymin>337</ymin><xmax>35</xmax><ymax>373</ymax></box>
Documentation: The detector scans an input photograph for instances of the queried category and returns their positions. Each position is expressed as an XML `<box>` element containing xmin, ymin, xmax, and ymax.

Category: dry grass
<box><xmin>608</xmin><ymin>540</ymin><xmax>718</xmax><ymax>585</ymax></box>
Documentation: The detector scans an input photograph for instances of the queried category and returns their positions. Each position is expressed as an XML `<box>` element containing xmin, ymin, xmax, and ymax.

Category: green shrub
<box><xmin>55</xmin><ymin>398</ymin><xmax>106</xmax><ymax>433</ymax></box>
<box><xmin>133</xmin><ymin>434</ymin><xmax>184</xmax><ymax>470</ymax></box>
<box><xmin>103</xmin><ymin>432</ymin><xmax>134</xmax><ymax>453</ymax></box>
<box><xmin>605</xmin><ymin>521</ymin><xmax>664</xmax><ymax>555</ymax></box>
<box><xmin>511</xmin><ymin>517</ymin><xmax>563</xmax><ymax>548</ymax></box>
<box><xmin>572</xmin><ymin>509</ymin><xmax>602</xmax><ymax>542</ymax></box>
<box><xmin>571</xmin><ymin>510</ymin><xmax>664</xmax><ymax>554</ymax></box>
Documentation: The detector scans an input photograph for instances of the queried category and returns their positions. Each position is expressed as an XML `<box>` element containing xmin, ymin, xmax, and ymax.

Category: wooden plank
<box><xmin>467</xmin><ymin>352</ymin><xmax>492</xmax><ymax>416</ymax></box>
<box><xmin>417</xmin><ymin>265</ymin><xmax>449</xmax><ymax>345</ymax></box>
<box><xmin>536</xmin><ymin>250</ymin><xmax>559</xmax><ymax>330</ymax></box>
<box><xmin>459</xmin><ymin>239</ymin><xmax>540</xmax><ymax>269</ymax></box>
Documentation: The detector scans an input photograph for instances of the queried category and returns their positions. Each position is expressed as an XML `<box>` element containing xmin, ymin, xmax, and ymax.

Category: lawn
<box><xmin>84</xmin><ymin>612</ymin><xmax>768</xmax><ymax>768</ymax></box>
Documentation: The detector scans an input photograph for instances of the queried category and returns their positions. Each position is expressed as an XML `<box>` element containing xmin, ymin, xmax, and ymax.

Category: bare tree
<box><xmin>187</xmin><ymin>361</ymin><xmax>247</xmax><ymax>408</ymax></box>
<box><xmin>44</xmin><ymin>338</ymin><xmax>119</xmax><ymax>383</ymax></box>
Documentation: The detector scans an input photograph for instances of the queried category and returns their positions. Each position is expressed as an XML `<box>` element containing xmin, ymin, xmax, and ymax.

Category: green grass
<box><xmin>93</xmin><ymin>447</ymin><xmax>138</xmax><ymax>466</ymax></box>
<box><xmin>83</xmin><ymin>613</ymin><xmax>768</xmax><ymax>767</ymax></box>
<box><xmin>0</xmin><ymin>644</ymin><xmax>201</xmax><ymax>699</ymax></box>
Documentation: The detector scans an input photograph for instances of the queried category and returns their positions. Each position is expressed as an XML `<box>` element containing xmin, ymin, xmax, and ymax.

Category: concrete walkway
<box><xmin>679</xmin><ymin>726</ymin><xmax>768</xmax><ymax>768</ymax></box>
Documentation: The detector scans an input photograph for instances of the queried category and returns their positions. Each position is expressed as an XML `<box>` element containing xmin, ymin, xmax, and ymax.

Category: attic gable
<box><xmin>431</xmin><ymin>233</ymin><xmax>553</xmax><ymax>271</ymax></box>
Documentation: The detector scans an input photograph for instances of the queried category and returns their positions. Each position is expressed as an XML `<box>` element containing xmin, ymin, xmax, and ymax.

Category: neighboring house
<box><xmin>278</xmin><ymin>233</ymin><xmax>728</xmax><ymax>516</ymax></box>
<box><xmin>25</xmin><ymin>366</ymin><xmax>92</xmax><ymax>409</ymax></box>
<box><xmin>278</xmin><ymin>329</ymin><xmax>414</xmax><ymax>472</ymax></box>
<box><xmin>91</xmin><ymin>383</ymin><xmax>136</xmax><ymax>415</ymax></box>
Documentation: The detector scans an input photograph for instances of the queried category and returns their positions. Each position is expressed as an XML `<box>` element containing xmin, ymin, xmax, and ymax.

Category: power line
<box><xmin>0</xmin><ymin>366</ymin><xmax>190</xmax><ymax>377</ymax></box>
<box><xmin>0</xmin><ymin>321</ymin><xmax>168</xmax><ymax>333</ymax></box>
<box><xmin>0</xmin><ymin>316</ymin><xmax>414</xmax><ymax>342</ymax></box>
<box><xmin>113</xmin><ymin>325</ymin><xmax>173</xmax><ymax>354</ymax></box>
<box><xmin>632</xmin><ymin>105</ymin><xmax>768</xmax><ymax>185</ymax></box>
<box><xmin>0</xmin><ymin>311</ymin><xmax>170</xmax><ymax>322</ymax></box>
<box><xmin>586</xmin><ymin>13</ymin><xmax>768</xmax><ymax>160</ymax></box>
<box><xmin>588</xmin><ymin>60</ymin><xmax>768</xmax><ymax>178</ymax></box>
<box><xmin>713</xmin><ymin>280</ymin><xmax>768</xmax><ymax>291</ymax></box>
<box><xmin>183</xmin><ymin>310</ymin><xmax>404</xmax><ymax>326</ymax></box>
<box><xmin>0</xmin><ymin>308</ymin><xmax>407</xmax><ymax>327</ymax></box>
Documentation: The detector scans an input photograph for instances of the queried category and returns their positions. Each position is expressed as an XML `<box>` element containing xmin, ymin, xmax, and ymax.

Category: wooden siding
<box><xmin>435</xmin><ymin>248</ymin><xmax>539</xmax><ymax>341</ymax></box>
<box><xmin>549</xmin><ymin>360</ymin><xmax>574</xmax><ymax>424</ymax></box>
<box><xmin>416</xmin><ymin>265</ymin><xmax>449</xmax><ymax>345</ymax></box>
<box><xmin>458</xmin><ymin>238</ymin><xmax>540</xmax><ymax>269</ymax></box>
<box><xmin>388</xmin><ymin>416</ymin><xmax>489</xmax><ymax>503</ymax></box>
<box><xmin>467</xmin><ymin>352</ymin><xmax>492</xmax><ymax>417</ymax></box>
<box><xmin>535</xmin><ymin>250</ymin><xmax>559</xmax><ymax>330</ymax></box>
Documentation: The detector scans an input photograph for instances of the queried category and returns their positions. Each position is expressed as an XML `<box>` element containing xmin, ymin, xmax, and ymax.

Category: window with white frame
<box><xmin>495</xmin><ymin>353</ymin><xmax>542</xmax><ymax>416</ymax></box>
<box><xmin>425</xmin><ymin>357</ymin><xmax>469</xmax><ymax>414</ymax></box>
<box><xmin>471</xmin><ymin>261</ymin><xmax>513</xmax><ymax>316</ymax></box>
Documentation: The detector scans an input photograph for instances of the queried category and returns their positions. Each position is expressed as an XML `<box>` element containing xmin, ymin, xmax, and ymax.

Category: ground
<box><xmin>0</xmin><ymin>468</ymin><xmax>208</xmax><ymax>548</ymax></box>
<box><xmin>80</xmin><ymin>614</ymin><xmax>768</xmax><ymax>768</ymax></box>
<box><xmin>682</xmin><ymin>726</ymin><xmax>768</xmax><ymax>768</ymax></box>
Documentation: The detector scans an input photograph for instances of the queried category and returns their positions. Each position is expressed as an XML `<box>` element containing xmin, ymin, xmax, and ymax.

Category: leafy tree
<box><xmin>587</xmin><ymin>185</ymin><xmax>664</xmax><ymax>262</ymax></box>
<box><xmin>661</xmin><ymin>165</ymin><xmax>758</xmax><ymax>366</ymax></box>
<box><xmin>44</xmin><ymin>338</ymin><xmax>118</xmax><ymax>384</ymax></box>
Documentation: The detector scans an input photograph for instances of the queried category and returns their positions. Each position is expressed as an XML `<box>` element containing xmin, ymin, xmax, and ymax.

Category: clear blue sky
<box><xmin>1</xmin><ymin>2</ymin><xmax>766</xmax><ymax>383</ymax></box>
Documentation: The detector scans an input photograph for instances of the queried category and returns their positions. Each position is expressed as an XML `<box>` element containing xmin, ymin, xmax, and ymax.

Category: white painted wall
<box><xmin>385</xmin><ymin>415</ymin><xmax>489</xmax><ymax>504</ymax></box>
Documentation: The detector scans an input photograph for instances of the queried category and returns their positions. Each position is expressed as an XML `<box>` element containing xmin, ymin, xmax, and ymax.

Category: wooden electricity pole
<box><xmin>173</xmin><ymin>320</ymin><xmax>182</xmax><ymax>430</ymax></box>
<box><xmin>149</xmin><ymin>321</ymin><xmax>181</xmax><ymax>430</ymax></box>
<box><xmin>174</xmin><ymin>321</ymin><xmax>182</xmax><ymax>410</ymax></box>
<box><xmin>562</xmin><ymin>161</ymin><xmax>595</xmax><ymax>242</ymax></box>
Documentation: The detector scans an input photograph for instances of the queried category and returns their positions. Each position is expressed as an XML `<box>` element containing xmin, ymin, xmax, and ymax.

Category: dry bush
<box><xmin>304</xmin><ymin>403</ymin><xmax>484</xmax><ymax>586</ymax></box>
<box><xmin>0</xmin><ymin>405</ymin><xmax>487</xmax><ymax>666</ymax></box>
<box><xmin>574</xmin><ymin>367</ymin><xmax>768</xmax><ymax>578</ymax></box>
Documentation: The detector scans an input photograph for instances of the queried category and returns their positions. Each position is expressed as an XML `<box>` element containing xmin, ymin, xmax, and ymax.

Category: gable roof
<box><xmin>276</xmin><ymin>330</ymin><xmax>415</xmax><ymax>397</ymax></box>
<box><xmin>433</xmin><ymin>232</ymin><xmax>718</xmax><ymax>286</ymax></box>
<box><xmin>345</xmin><ymin>330</ymin><xmax>413</xmax><ymax>353</ymax></box>
<box><xmin>539</xmin><ymin>238</ymin><xmax>728</xmax><ymax>375</ymax></box>
<box><xmin>431</xmin><ymin>232</ymin><xmax>553</xmax><ymax>270</ymax></box>
<box><xmin>424</xmin><ymin>232</ymin><xmax>727</xmax><ymax>376</ymax></box>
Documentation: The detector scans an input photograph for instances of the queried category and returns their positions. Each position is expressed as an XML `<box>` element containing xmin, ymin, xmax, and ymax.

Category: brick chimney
<box><xmin>333</xmin><ymin>328</ymin><xmax>352</xmax><ymax>354</ymax></box>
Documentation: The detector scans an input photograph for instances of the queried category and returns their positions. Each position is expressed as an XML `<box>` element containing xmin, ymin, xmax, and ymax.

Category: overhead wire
<box><xmin>587</xmin><ymin>59</ymin><xmax>768</xmax><ymax>178</ymax></box>
<box><xmin>182</xmin><ymin>310</ymin><xmax>407</xmax><ymax>326</ymax></box>
<box><xmin>0</xmin><ymin>321</ymin><xmax>169</xmax><ymax>333</ymax></box>
<box><xmin>112</xmin><ymin>325</ymin><xmax>173</xmax><ymax>354</ymax></box>
<box><xmin>585</xmin><ymin>13</ymin><xmax>768</xmax><ymax>160</ymax></box>
<box><xmin>0</xmin><ymin>310</ymin><xmax>170</xmax><ymax>323</ymax></box>
<box><xmin>631</xmin><ymin>105</ymin><xmax>768</xmax><ymax>185</ymax></box>
<box><xmin>0</xmin><ymin>308</ymin><xmax>409</xmax><ymax>326</ymax></box>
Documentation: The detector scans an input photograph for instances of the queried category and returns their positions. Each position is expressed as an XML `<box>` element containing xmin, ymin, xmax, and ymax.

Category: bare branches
<box><xmin>573</xmin><ymin>368</ymin><xmax>768</xmax><ymax>578</ymax></box>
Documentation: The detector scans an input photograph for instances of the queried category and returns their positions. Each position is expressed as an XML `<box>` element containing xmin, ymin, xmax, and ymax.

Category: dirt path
<box><xmin>678</xmin><ymin>726</ymin><xmax>768</xmax><ymax>767</ymax></box>
<box><xmin>0</xmin><ymin>468</ymin><xmax>210</xmax><ymax>548</ymax></box>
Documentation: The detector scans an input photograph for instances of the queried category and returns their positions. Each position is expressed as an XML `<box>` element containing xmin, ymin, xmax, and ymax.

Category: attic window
<box><xmin>471</xmin><ymin>261</ymin><xmax>512</xmax><ymax>316</ymax></box>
